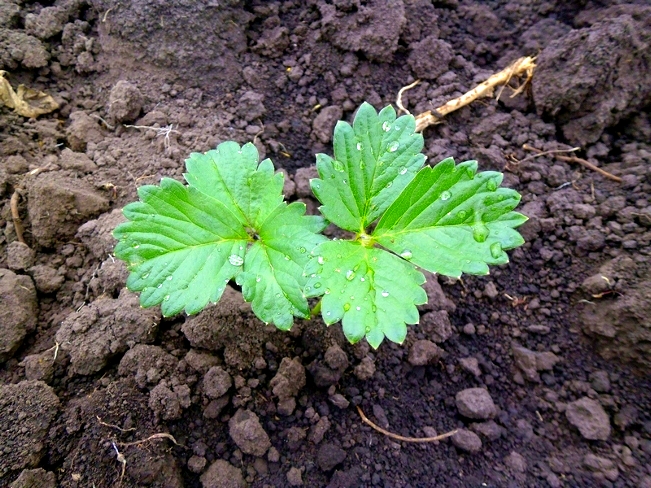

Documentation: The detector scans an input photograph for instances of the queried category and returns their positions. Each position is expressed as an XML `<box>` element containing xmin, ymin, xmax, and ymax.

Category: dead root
<box><xmin>0</xmin><ymin>70</ymin><xmax>59</xmax><ymax>117</ymax></box>
<box><xmin>522</xmin><ymin>144</ymin><xmax>622</xmax><ymax>183</ymax></box>
<box><xmin>400</xmin><ymin>56</ymin><xmax>536</xmax><ymax>132</ymax></box>
<box><xmin>357</xmin><ymin>405</ymin><xmax>457</xmax><ymax>443</ymax></box>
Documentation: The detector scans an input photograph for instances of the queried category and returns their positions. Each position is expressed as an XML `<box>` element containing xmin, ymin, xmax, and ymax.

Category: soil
<box><xmin>2</xmin><ymin>1</ymin><xmax>651</xmax><ymax>487</ymax></box>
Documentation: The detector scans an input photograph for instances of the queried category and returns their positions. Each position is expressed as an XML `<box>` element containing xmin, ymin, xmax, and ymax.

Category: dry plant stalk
<box><xmin>357</xmin><ymin>406</ymin><xmax>457</xmax><ymax>443</ymax></box>
<box><xmin>411</xmin><ymin>56</ymin><xmax>536</xmax><ymax>132</ymax></box>
<box><xmin>522</xmin><ymin>144</ymin><xmax>622</xmax><ymax>183</ymax></box>
<box><xmin>10</xmin><ymin>190</ymin><xmax>26</xmax><ymax>244</ymax></box>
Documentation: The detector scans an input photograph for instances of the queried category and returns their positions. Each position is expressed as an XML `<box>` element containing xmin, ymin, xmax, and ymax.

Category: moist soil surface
<box><xmin>2</xmin><ymin>1</ymin><xmax>651</xmax><ymax>487</ymax></box>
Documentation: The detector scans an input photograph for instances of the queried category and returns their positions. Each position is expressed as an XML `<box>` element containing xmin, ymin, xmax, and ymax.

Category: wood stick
<box><xmin>522</xmin><ymin>144</ymin><xmax>622</xmax><ymax>183</ymax></box>
<box><xmin>357</xmin><ymin>405</ymin><xmax>457</xmax><ymax>443</ymax></box>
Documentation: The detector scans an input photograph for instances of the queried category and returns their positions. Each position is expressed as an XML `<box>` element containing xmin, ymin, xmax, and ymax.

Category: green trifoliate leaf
<box><xmin>304</xmin><ymin>240</ymin><xmax>427</xmax><ymax>348</ymax></box>
<box><xmin>311</xmin><ymin>102</ymin><xmax>426</xmax><ymax>232</ymax></box>
<box><xmin>114</xmin><ymin>141</ymin><xmax>326</xmax><ymax>326</ymax></box>
<box><xmin>373</xmin><ymin>158</ymin><xmax>527</xmax><ymax>277</ymax></box>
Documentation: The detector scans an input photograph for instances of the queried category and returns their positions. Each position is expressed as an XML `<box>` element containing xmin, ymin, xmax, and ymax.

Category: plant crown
<box><xmin>114</xmin><ymin>102</ymin><xmax>526</xmax><ymax>348</ymax></box>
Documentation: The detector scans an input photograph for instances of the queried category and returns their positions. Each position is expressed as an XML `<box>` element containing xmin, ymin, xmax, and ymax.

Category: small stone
<box><xmin>329</xmin><ymin>393</ymin><xmax>350</xmax><ymax>409</ymax></box>
<box><xmin>462</xmin><ymin>323</ymin><xmax>476</xmax><ymax>335</ymax></box>
<box><xmin>270</xmin><ymin>357</ymin><xmax>306</xmax><ymax>400</ymax></box>
<box><xmin>277</xmin><ymin>397</ymin><xmax>296</xmax><ymax>416</ymax></box>
<box><xmin>484</xmin><ymin>281</ymin><xmax>499</xmax><ymax>298</ymax></box>
<box><xmin>590</xmin><ymin>370</ymin><xmax>611</xmax><ymax>393</ymax></box>
<box><xmin>456</xmin><ymin>388</ymin><xmax>497</xmax><ymax>420</ymax></box>
<box><xmin>28</xmin><ymin>265</ymin><xmax>65</xmax><ymax>294</ymax></box>
<box><xmin>512</xmin><ymin>344</ymin><xmax>540</xmax><ymax>382</ymax></box>
<box><xmin>200</xmin><ymin>459</ymin><xmax>245</xmax><ymax>488</ymax></box>
<box><xmin>228</xmin><ymin>409</ymin><xmax>271</xmax><ymax>457</ymax></box>
<box><xmin>312</xmin><ymin>105</ymin><xmax>343</xmax><ymax>144</ymax></box>
<box><xmin>565</xmin><ymin>397</ymin><xmax>611</xmax><ymax>440</ymax></box>
<box><xmin>6</xmin><ymin>242</ymin><xmax>36</xmax><ymax>271</ymax></box>
<box><xmin>408</xmin><ymin>340</ymin><xmax>443</xmax><ymax>366</ymax></box>
<box><xmin>459</xmin><ymin>357</ymin><xmax>481</xmax><ymax>377</ymax></box>
<box><xmin>202</xmin><ymin>366</ymin><xmax>232</xmax><ymax>399</ymax></box>
<box><xmin>286</xmin><ymin>466</ymin><xmax>303</xmax><ymax>486</ymax></box>
<box><xmin>308</xmin><ymin>416</ymin><xmax>331</xmax><ymax>444</ymax></box>
<box><xmin>451</xmin><ymin>429</ymin><xmax>482</xmax><ymax>453</ymax></box>
<box><xmin>317</xmin><ymin>443</ymin><xmax>346</xmax><ymax>471</ymax></box>
<box><xmin>267</xmin><ymin>447</ymin><xmax>280</xmax><ymax>463</ymax></box>
<box><xmin>188</xmin><ymin>455</ymin><xmax>207</xmax><ymax>474</ymax></box>
<box><xmin>470</xmin><ymin>420</ymin><xmax>504</xmax><ymax>441</ymax></box>
<box><xmin>504</xmin><ymin>451</ymin><xmax>527</xmax><ymax>472</ymax></box>
<box><xmin>108</xmin><ymin>81</ymin><xmax>144</xmax><ymax>123</ymax></box>
<box><xmin>526</xmin><ymin>324</ymin><xmax>550</xmax><ymax>335</ymax></box>
<box><xmin>353</xmin><ymin>356</ymin><xmax>375</xmax><ymax>380</ymax></box>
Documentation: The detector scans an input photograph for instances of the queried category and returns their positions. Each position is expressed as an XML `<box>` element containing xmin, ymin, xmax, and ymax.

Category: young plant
<box><xmin>114</xmin><ymin>102</ymin><xmax>526</xmax><ymax>348</ymax></box>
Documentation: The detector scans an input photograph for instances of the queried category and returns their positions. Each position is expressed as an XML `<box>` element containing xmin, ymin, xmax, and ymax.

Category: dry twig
<box><xmin>414</xmin><ymin>56</ymin><xmax>536</xmax><ymax>132</ymax></box>
<box><xmin>356</xmin><ymin>406</ymin><xmax>457</xmax><ymax>443</ymax></box>
<box><xmin>116</xmin><ymin>432</ymin><xmax>181</xmax><ymax>448</ymax></box>
<box><xmin>396</xmin><ymin>79</ymin><xmax>421</xmax><ymax>115</ymax></box>
<box><xmin>97</xmin><ymin>416</ymin><xmax>136</xmax><ymax>433</ymax></box>
<box><xmin>522</xmin><ymin>144</ymin><xmax>622</xmax><ymax>183</ymax></box>
<box><xmin>10</xmin><ymin>190</ymin><xmax>26</xmax><ymax>245</ymax></box>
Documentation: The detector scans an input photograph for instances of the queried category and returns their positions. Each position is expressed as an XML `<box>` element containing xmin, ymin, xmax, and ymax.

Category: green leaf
<box><xmin>114</xmin><ymin>141</ymin><xmax>326</xmax><ymax>326</ymax></box>
<box><xmin>310</xmin><ymin>102</ymin><xmax>426</xmax><ymax>233</ymax></box>
<box><xmin>373</xmin><ymin>158</ymin><xmax>527</xmax><ymax>277</ymax></box>
<box><xmin>304</xmin><ymin>240</ymin><xmax>427</xmax><ymax>348</ymax></box>
<box><xmin>237</xmin><ymin>202</ymin><xmax>327</xmax><ymax>330</ymax></box>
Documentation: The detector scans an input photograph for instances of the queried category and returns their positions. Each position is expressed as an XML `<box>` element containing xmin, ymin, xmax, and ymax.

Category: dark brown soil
<box><xmin>2</xmin><ymin>1</ymin><xmax>651</xmax><ymax>487</ymax></box>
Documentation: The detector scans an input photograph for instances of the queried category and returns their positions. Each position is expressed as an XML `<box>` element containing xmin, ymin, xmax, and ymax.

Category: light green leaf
<box><xmin>310</xmin><ymin>102</ymin><xmax>426</xmax><ymax>232</ymax></box>
<box><xmin>184</xmin><ymin>141</ymin><xmax>284</xmax><ymax>228</ymax></box>
<box><xmin>114</xmin><ymin>141</ymin><xmax>326</xmax><ymax>326</ymax></box>
<box><xmin>373</xmin><ymin>158</ymin><xmax>527</xmax><ymax>277</ymax></box>
<box><xmin>304</xmin><ymin>240</ymin><xmax>426</xmax><ymax>348</ymax></box>
<box><xmin>237</xmin><ymin>202</ymin><xmax>327</xmax><ymax>330</ymax></box>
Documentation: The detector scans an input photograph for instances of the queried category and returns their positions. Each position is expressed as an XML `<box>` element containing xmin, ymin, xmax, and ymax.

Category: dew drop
<box><xmin>314</xmin><ymin>282</ymin><xmax>322</xmax><ymax>289</ymax></box>
<box><xmin>333</xmin><ymin>160</ymin><xmax>345</xmax><ymax>172</ymax></box>
<box><xmin>356</xmin><ymin>142</ymin><xmax>363</xmax><ymax>150</ymax></box>
<box><xmin>400</xmin><ymin>250</ymin><xmax>413</xmax><ymax>260</ymax></box>
<box><xmin>343</xmin><ymin>303</ymin><xmax>351</xmax><ymax>311</ymax></box>
<box><xmin>298</xmin><ymin>246</ymin><xmax>306</xmax><ymax>253</ymax></box>
<box><xmin>342</xmin><ymin>179</ymin><xmax>347</xmax><ymax>185</ymax></box>
<box><xmin>386</xmin><ymin>182</ymin><xmax>392</xmax><ymax>188</ymax></box>
<box><xmin>314</xmin><ymin>183</ymin><xmax>320</xmax><ymax>190</ymax></box>
<box><xmin>382</xmin><ymin>121</ymin><xmax>391</xmax><ymax>131</ymax></box>
<box><xmin>317</xmin><ymin>256</ymin><xmax>325</xmax><ymax>265</ymax></box>
<box><xmin>440</xmin><ymin>190</ymin><xmax>451</xmax><ymax>201</ymax></box>
<box><xmin>142</xmin><ymin>273</ymin><xmax>150</xmax><ymax>279</ymax></box>
<box><xmin>399</xmin><ymin>167</ymin><xmax>408</xmax><ymax>175</ymax></box>
<box><xmin>360</xmin><ymin>277</ymin><xmax>365</xmax><ymax>282</ymax></box>
<box><xmin>381</xmin><ymin>290</ymin><xmax>389</xmax><ymax>297</ymax></box>
<box><xmin>133</xmin><ymin>244</ymin><xmax>140</xmax><ymax>249</ymax></box>
<box><xmin>360</xmin><ymin>161</ymin><xmax>365</xmax><ymax>170</ymax></box>
<box><xmin>275</xmin><ymin>293</ymin><xmax>282</xmax><ymax>298</ymax></box>
<box><xmin>472</xmin><ymin>222</ymin><xmax>490</xmax><ymax>243</ymax></box>
<box><xmin>325</xmin><ymin>289</ymin><xmax>331</xmax><ymax>295</ymax></box>
<box><xmin>387</xmin><ymin>141</ymin><xmax>399</xmax><ymax>152</ymax></box>
<box><xmin>284</xmin><ymin>255</ymin><xmax>291</xmax><ymax>261</ymax></box>
<box><xmin>164</xmin><ymin>295</ymin><xmax>170</xmax><ymax>301</ymax></box>
<box><xmin>345</xmin><ymin>270</ymin><xmax>355</xmax><ymax>281</ymax></box>
<box><xmin>256</xmin><ymin>276</ymin><xmax>261</xmax><ymax>282</ymax></box>
<box><xmin>166</xmin><ymin>276</ymin><xmax>172</xmax><ymax>281</ymax></box>
<box><xmin>466</xmin><ymin>167</ymin><xmax>475</xmax><ymax>179</ymax></box>
<box><xmin>487</xmin><ymin>179</ymin><xmax>498</xmax><ymax>191</ymax></box>
<box><xmin>157</xmin><ymin>284</ymin><xmax>163</xmax><ymax>289</ymax></box>
<box><xmin>365</xmin><ymin>326</ymin><xmax>371</xmax><ymax>333</ymax></box>
<box><xmin>229</xmin><ymin>254</ymin><xmax>244</xmax><ymax>266</ymax></box>
<box><xmin>457</xmin><ymin>210</ymin><xmax>467</xmax><ymax>220</ymax></box>
<box><xmin>326</xmin><ymin>311</ymin><xmax>331</xmax><ymax>316</ymax></box>
<box><xmin>490</xmin><ymin>242</ymin><xmax>503</xmax><ymax>259</ymax></box>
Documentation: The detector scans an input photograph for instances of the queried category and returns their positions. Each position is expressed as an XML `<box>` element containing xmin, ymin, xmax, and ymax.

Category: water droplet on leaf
<box><xmin>386</xmin><ymin>182</ymin><xmax>392</xmax><ymax>188</ymax></box>
<box><xmin>399</xmin><ymin>167</ymin><xmax>408</xmax><ymax>175</ymax></box>
<box><xmin>317</xmin><ymin>256</ymin><xmax>325</xmax><ymax>265</ymax></box>
<box><xmin>381</xmin><ymin>291</ymin><xmax>389</xmax><ymax>297</ymax></box>
<box><xmin>333</xmin><ymin>160</ymin><xmax>345</xmax><ymax>172</ymax></box>
<box><xmin>298</xmin><ymin>246</ymin><xmax>306</xmax><ymax>253</ymax></box>
<box><xmin>382</xmin><ymin>121</ymin><xmax>391</xmax><ymax>131</ymax></box>
<box><xmin>229</xmin><ymin>255</ymin><xmax>244</xmax><ymax>266</ymax></box>
<box><xmin>490</xmin><ymin>242</ymin><xmax>502</xmax><ymax>259</ymax></box>
<box><xmin>440</xmin><ymin>190</ymin><xmax>451</xmax><ymax>201</ymax></box>
<box><xmin>284</xmin><ymin>255</ymin><xmax>291</xmax><ymax>260</ymax></box>
<box><xmin>256</xmin><ymin>276</ymin><xmax>261</xmax><ymax>282</ymax></box>
<box><xmin>472</xmin><ymin>223</ymin><xmax>490</xmax><ymax>243</ymax></box>
<box><xmin>343</xmin><ymin>303</ymin><xmax>351</xmax><ymax>311</ymax></box>
<box><xmin>365</xmin><ymin>326</ymin><xmax>371</xmax><ymax>333</ymax></box>
<box><xmin>164</xmin><ymin>295</ymin><xmax>170</xmax><ymax>301</ymax></box>
<box><xmin>400</xmin><ymin>250</ymin><xmax>413</xmax><ymax>260</ymax></box>
<box><xmin>487</xmin><ymin>179</ymin><xmax>498</xmax><ymax>191</ymax></box>
<box><xmin>387</xmin><ymin>141</ymin><xmax>399</xmax><ymax>152</ymax></box>
<box><xmin>325</xmin><ymin>289</ymin><xmax>330</xmax><ymax>295</ymax></box>
<box><xmin>345</xmin><ymin>270</ymin><xmax>355</xmax><ymax>281</ymax></box>
<box><xmin>458</xmin><ymin>210</ymin><xmax>467</xmax><ymax>219</ymax></box>
<box><xmin>314</xmin><ymin>282</ymin><xmax>322</xmax><ymax>289</ymax></box>
<box><xmin>356</xmin><ymin>142</ymin><xmax>363</xmax><ymax>150</ymax></box>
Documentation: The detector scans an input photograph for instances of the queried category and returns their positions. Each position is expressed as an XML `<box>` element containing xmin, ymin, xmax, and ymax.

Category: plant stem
<box><xmin>310</xmin><ymin>299</ymin><xmax>322</xmax><ymax>318</ymax></box>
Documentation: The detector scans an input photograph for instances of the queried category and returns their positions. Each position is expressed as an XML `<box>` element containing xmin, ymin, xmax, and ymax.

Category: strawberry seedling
<box><xmin>114</xmin><ymin>102</ymin><xmax>526</xmax><ymax>348</ymax></box>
